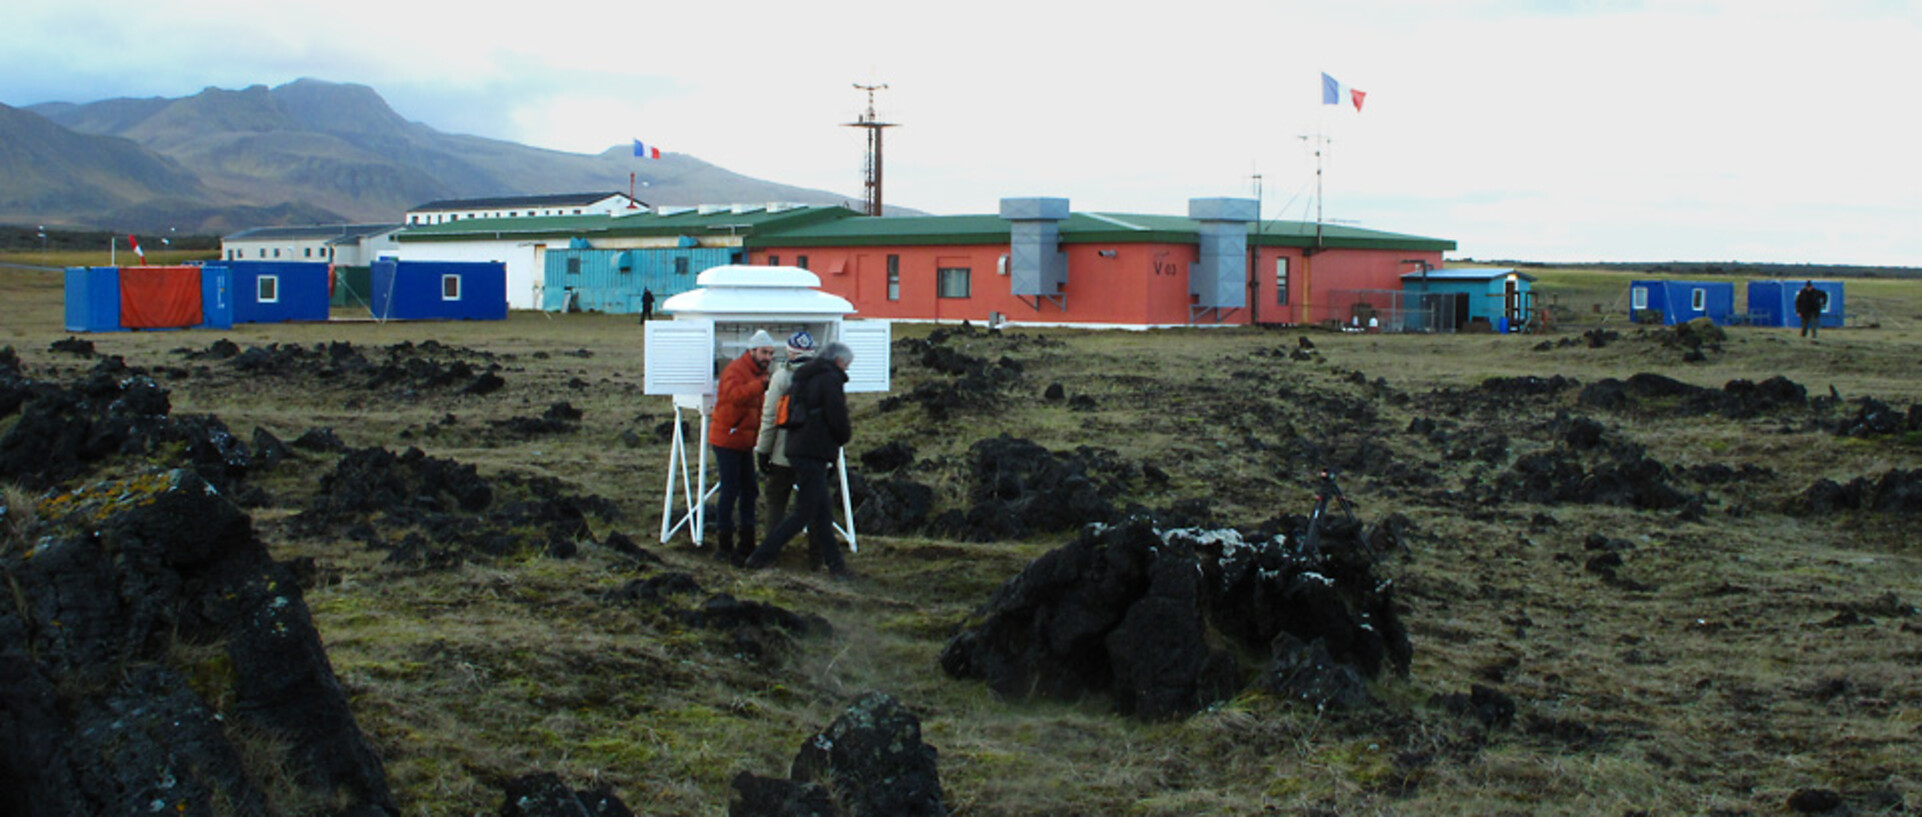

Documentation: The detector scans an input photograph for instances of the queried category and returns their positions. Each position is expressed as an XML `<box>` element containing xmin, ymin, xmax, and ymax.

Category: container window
<box><xmin>1691</xmin><ymin>288</ymin><xmax>1706</xmax><ymax>311</ymax></box>
<box><xmin>258</xmin><ymin>275</ymin><xmax>279</xmax><ymax>303</ymax></box>
<box><xmin>675</xmin><ymin>257</ymin><xmax>690</xmax><ymax>275</ymax></box>
<box><xmin>443</xmin><ymin>275</ymin><xmax>462</xmax><ymax>301</ymax></box>
<box><xmin>887</xmin><ymin>255</ymin><xmax>900</xmax><ymax>301</ymax></box>
<box><xmin>1631</xmin><ymin>287</ymin><xmax>1648</xmax><ymax>310</ymax></box>
<box><xmin>1275</xmin><ymin>257</ymin><xmax>1290</xmax><ymax>306</ymax></box>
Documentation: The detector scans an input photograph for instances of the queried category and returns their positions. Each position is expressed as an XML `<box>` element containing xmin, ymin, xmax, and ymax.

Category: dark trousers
<box><xmin>712</xmin><ymin>446</ymin><xmax>757</xmax><ymax>533</ymax></box>
<box><xmin>749</xmin><ymin>456</ymin><xmax>843</xmax><ymax>571</ymax></box>
<box><xmin>763</xmin><ymin>462</ymin><xmax>797</xmax><ymax>539</ymax></box>
<box><xmin>1799</xmin><ymin>314</ymin><xmax>1819</xmax><ymax>338</ymax></box>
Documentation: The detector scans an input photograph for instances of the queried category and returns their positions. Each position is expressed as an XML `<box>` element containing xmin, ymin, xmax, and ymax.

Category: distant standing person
<box><xmin>640</xmin><ymin>288</ymin><xmax>655</xmax><ymax>323</ymax></box>
<box><xmin>1795</xmin><ymin>281</ymin><xmax>1828</xmax><ymax>339</ymax></box>
<box><xmin>754</xmin><ymin>330</ymin><xmax>816</xmax><ymax>552</ymax></box>
<box><xmin>708</xmin><ymin>330</ymin><xmax>780</xmax><ymax>564</ymax></box>
<box><xmin>745</xmin><ymin>341</ymin><xmax>855</xmax><ymax>579</ymax></box>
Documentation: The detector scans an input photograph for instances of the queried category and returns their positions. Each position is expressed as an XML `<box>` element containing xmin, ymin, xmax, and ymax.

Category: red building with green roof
<box><xmin>746</xmin><ymin>197</ymin><xmax>1455</xmax><ymax>328</ymax></box>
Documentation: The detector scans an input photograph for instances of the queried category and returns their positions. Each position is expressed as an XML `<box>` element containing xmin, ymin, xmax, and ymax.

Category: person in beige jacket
<box><xmin>755</xmin><ymin>330</ymin><xmax>815</xmax><ymax>549</ymax></box>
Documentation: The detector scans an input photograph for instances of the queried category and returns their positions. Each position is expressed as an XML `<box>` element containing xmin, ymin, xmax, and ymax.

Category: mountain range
<box><xmin>2</xmin><ymin>78</ymin><xmax>868</xmax><ymax>234</ymax></box>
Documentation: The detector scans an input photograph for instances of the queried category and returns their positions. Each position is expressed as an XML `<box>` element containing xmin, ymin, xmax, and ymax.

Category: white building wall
<box><xmin>332</xmin><ymin>231</ymin><xmax>401</xmax><ymax>267</ymax></box>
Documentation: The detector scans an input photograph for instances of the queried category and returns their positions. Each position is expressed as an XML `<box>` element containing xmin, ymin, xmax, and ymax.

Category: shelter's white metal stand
<box><xmin>657</xmin><ymin>402</ymin><xmax>857</xmax><ymax>554</ymax></box>
<box><xmin>659</xmin><ymin>403</ymin><xmax>717</xmax><ymax>546</ymax></box>
<box><xmin>833</xmin><ymin>449</ymin><xmax>858</xmax><ymax>553</ymax></box>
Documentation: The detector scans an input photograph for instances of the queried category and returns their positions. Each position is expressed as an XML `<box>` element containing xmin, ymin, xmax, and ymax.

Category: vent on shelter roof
<box><xmin>655</xmin><ymin>205</ymin><xmax>695</xmax><ymax>216</ymax></box>
<box><xmin>697</xmin><ymin>204</ymin><xmax>730</xmax><ymax>215</ymax></box>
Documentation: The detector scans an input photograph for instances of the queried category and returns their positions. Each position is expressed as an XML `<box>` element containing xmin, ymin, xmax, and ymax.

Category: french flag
<box><xmin>632</xmin><ymin>139</ymin><xmax>661</xmax><ymax>159</ymax></box>
<box><xmin>1321</xmin><ymin>73</ymin><xmax>1366</xmax><ymax>112</ymax></box>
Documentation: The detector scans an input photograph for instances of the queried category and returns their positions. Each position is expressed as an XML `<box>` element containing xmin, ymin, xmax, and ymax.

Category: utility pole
<box><xmin>1249</xmin><ymin>172</ymin><xmax>1262</xmax><ymax>324</ymax></box>
<box><xmin>844</xmin><ymin>83</ymin><xmax>897</xmax><ymax>217</ymax></box>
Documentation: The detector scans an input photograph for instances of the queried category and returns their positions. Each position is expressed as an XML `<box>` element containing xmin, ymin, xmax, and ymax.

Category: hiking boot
<box><xmin>734</xmin><ymin>532</ymin><xmax>757</xmax><ymax>567</ymax></box>
<box><xmin>711</xmin><ymin>529</ymin><xmax>735</xmax><ymax>563</ymax></box>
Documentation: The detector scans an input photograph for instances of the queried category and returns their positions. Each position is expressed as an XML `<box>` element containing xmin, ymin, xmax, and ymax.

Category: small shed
<box><xmin>224</xmin><ymin>261</ymin><xmax>331</xmax><ymax>323</ymax></box>
<box><xmin>643</xmin><ymin>265</ymin><xmax>891</xmax><ymax>552</ymax></box>
<box><xmin>1629</xmin><ymin>280</ymin><xmax>1735</xmax><ymax>325</ymax></box>
<box><xmin>1400</xmin><ymin>268</ymin><xmax>1537</xmax><ymax>331</ymax></box>
<box><xmin>369</xmin><ymin>259</ymin><xmax>508</xmax><ymax>321</ymax></box>
<box><xmin>1746</xmin><ymin>280</ymin><xmax>1844</xmax><ymax>329</ymax></box>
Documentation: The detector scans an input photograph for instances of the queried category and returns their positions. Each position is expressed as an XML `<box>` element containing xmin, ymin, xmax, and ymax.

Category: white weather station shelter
<box><xmin>642</xmin><ymin>265</ymin><xmax>891</xmax><ymax>553</ymax></box>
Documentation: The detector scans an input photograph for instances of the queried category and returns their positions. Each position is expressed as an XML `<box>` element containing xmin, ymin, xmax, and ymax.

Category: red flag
<box><xmin>1350</xmin><ymin>89</ymin><xmax>1366</xmax><ymax>112</ymax></box>
<box><xmin>129</xmin><ymin>234</ymin><xmax>144</xmax><ymax>261</ymax></box>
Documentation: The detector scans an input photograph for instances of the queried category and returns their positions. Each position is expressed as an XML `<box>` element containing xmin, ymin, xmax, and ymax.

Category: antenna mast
<box><xmin>845</xmin><ymin>83</ymin><xmax>897</xmax><ymax>216</ymax></box>
<box><xmin>1298</xmin><ymin>133</ymin><xmax>1330</xmax><ymax>248</ymax></box>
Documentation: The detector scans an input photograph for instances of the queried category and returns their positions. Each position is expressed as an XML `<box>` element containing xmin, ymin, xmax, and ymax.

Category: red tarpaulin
<box><xmin>119</xmin><ymin>266</ymin><xmax>203</xmax><ymax>329</ymax></box>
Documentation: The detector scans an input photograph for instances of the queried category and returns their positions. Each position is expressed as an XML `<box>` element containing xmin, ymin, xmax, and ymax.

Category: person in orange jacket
<box><xmin>708</xmin><ymin>329</ymin><xmax>780</xmax><ymax>564</ymax></box>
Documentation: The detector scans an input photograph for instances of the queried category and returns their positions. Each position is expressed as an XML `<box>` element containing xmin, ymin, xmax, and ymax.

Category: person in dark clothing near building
<box><xmin>1795</xmin><ymin>281</ymin><xmax>1828</xmax><ymax>339</ymax></box>
<box><xmin>744</xmin><ymin>341</ymin><xmax>855</xmax><ymax>579</ymax></box>
<box><xmin>640</xmin><ymin>288</ymin><xmax>655</xmax><ymax>323</ymax></box>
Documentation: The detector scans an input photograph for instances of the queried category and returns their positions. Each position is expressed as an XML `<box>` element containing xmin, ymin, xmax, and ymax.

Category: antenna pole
<box><xmin>1297</xmin><ymin>133</ymin><xmax>1329</xmax><ymax>248</ymax></box>
<box><xmin>845</xmin><ymin>83</ymin><xmax>898</xmax><ymax>216</ymax></box>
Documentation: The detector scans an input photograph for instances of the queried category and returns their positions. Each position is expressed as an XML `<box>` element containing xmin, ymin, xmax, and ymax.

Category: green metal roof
<box><xmin>392</xmin><ymin>204</ymin><xmax>860</xmax><ymax>243</ymax></box>
<box><xmin>750</xmin><ymin>211</ymin><xmax>1454</xmax><ymax>252</ymax></box>
<box><xmin>392</xmin><ymin>203</ymin><xmax>1454</xmax><ymax>253</ymax></box>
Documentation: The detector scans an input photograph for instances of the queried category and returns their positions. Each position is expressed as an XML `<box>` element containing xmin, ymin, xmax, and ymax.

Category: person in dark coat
<box><xmin>744</xmin><ymin>341</ymin><xmax>855</xmax><ymax>578</ymax></box>
<box><xmin>1794</xmin><ymin>281</ymin><xmax>1828</xmax><ymax>339</ymax></box>
<box><xmin>639</xmin><ymin>288</ymin><xmax>655</xmax><ymax>323</ymax></box>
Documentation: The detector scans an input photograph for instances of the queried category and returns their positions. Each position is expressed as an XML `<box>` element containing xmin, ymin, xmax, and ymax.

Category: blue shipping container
<box><xmin>64</xmin><ymin>267</ymin><xmax>122</xmax><ymax>333</ymax></box>
<box><xmin>1629</xmin><ymin>280</ymin><xmax>1735</xmax><ymax>325</ymax></box>
<box><xmin>370</xmin><ymin>260</ymin><xmax>508</xmax><ymax>321</ymax></box>
<box><xmin>1746</xmin><ymin>280</ymin><xmax>1844</xmax><ymax>329</ymax></box>
<box><xmin>224</xmin><ymin>261</ymin><xmax>330</xmax><ymax>323</ymax></box>
<box><xmin>200</xmin><ymin>264</ymin><xmax>233</xmax><ymax>329</ymax></box>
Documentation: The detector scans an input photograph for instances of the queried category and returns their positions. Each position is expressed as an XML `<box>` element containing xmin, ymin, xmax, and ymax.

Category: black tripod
<box><xmin>1300</xmin><ymin>468</ymin><xmax>1369</xmax><ymax>561</ymax></box>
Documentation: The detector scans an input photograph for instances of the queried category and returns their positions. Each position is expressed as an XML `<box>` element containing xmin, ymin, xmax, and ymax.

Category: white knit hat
<box><xmin>746</xmin><ymin>330</ymin><xmax>778</xmax><ymax>349</ymax></box>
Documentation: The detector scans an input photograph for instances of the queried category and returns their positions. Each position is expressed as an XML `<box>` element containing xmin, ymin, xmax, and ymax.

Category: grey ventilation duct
<box><xmin>999</xmin><ymin>198</ymin><xmax>1069</xmax><ymax>301</ymax></box>
<box><xmin>1188</xmin><ymin>198</ymin><xmax>1255</xmax><ymax>309</ymax></box>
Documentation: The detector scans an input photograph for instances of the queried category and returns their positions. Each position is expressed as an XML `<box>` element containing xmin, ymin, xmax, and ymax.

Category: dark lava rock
<box><xmin>849</xmin><ymin>472</ymin><xmax>935</xmax><ymax>535</ymax></box>
<box><xmin>731</xmin><ymin>691</ymin><xmax>944</xmax><ymax>817</ymax></box>
<box><xmin>292</xmin><ymin>446</ymin><xmax>618</xmax><ymax>563</ymax></box>
<box><xmin>728</xmin><ymin>772</ymin><xmax>835</xmax><ymax>817</ymax></box>
<box><xmin>1786</xmin><ymin>788</ymin><xmax>1847</xmax><ymax>816</ymax></box>
<box><xmin>1494</xmin><ymin>447</ymin><xmax>1691</xmax><ymax>511</ymax></box>
<box><xmin>1789</xmin><ymin>469</ymin><xmax>1922</xmax><ymax>515</ymax></box>
<box><xmin>1579</xmin><ymin>373</ymin><xmax>1809</xmax><ymax>420</ymax></box>
<box><xmin>0</xmin><ymin>470</ymin><xmax>395</xmax><ymax>817</ymax></box>
<box><xmin>499</xmin><ymin>772</ymin><xmax>633</xmax><ymax>817</ymax></box>
<box><xmin>0</xmin><ymin>360</ymin><xmax>274</xmax><ymax>497</ymax></box>
<box><xmin>1432</xmin><ymin>684</ymin><xmax>1518</xmax><ymax>730</ymax></box>
<box><xmin>929</xmin><ymin>435</ymin><xmax>1136</xmax><ymax>542</ymax></box>
<box><xmin>493</xmin><ymin>402</ymin><xmax>583</xmax><ymax>435</ymax></box>
<box><xmin>858</xmin><ymin>441</ymin><xmax>916</xmax><ymax>473</ymax></box>
<box><xmin>49</xmin><ymin>336</ymin><xmax>95</xmax><ymax>356</ymax></box>
<box><xmin>293</xmin><ymin>426</ymin><xmax>349</xmax><ymax>452</ymax></box>
<box><xmin>942</xmin><ymin>518</ymin><xmax>1409</xmax><ymax>720</ymax></box>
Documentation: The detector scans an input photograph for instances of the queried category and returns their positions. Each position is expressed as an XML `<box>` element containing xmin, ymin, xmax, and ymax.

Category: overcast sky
<box><xmin>4</xmin><ymin>0</ymin><xmax>1917</xmax><ymax>266</ymax></box>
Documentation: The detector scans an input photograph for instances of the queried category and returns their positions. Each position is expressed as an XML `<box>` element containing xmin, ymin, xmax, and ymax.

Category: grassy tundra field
<box><xmin>3</xmin><ymin>259</ymin><xmax>1919</xmax><ymax>816</ymax></box>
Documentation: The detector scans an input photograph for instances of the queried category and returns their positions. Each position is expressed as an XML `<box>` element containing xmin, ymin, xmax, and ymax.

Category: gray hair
<box><xmin>820</xmin><ymin>341</ymin><xmax>855</xmax><ymax>367</ymax></box>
